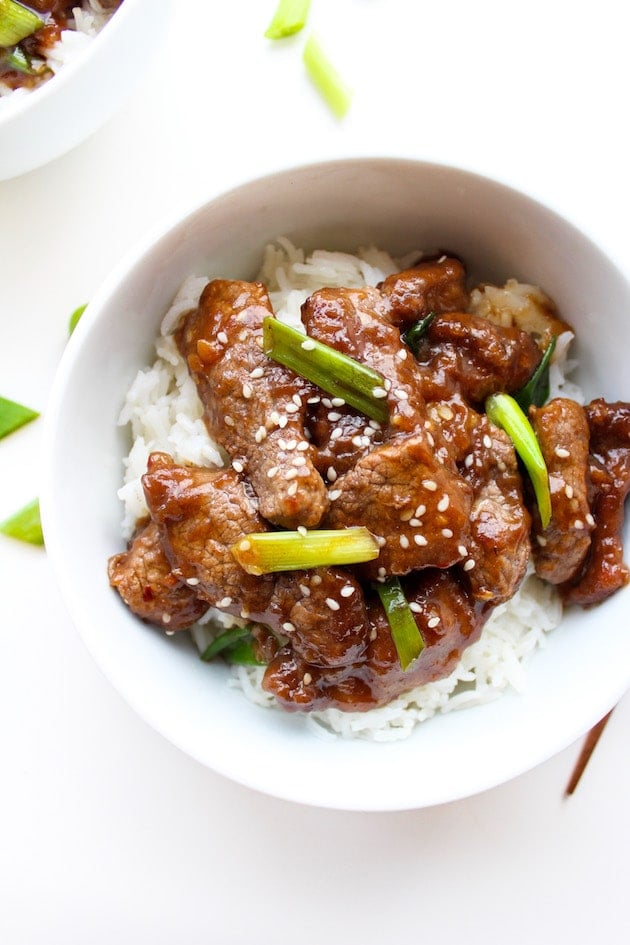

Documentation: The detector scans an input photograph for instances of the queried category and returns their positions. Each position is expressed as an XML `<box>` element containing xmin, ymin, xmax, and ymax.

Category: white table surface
<box><xmin>1</xmin><ymin>1</ymin><xmax>629</xmax><ymax>941</ymax></box>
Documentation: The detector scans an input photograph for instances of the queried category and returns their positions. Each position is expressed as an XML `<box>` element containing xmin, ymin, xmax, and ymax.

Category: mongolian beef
<box><xmin>0</xmin><ymin>1</ymin><xmax>122</xmax><ymax>94</ymax></box>
<box><xmin>108</xmin><ymin>247</ymin><xmax>630</xmax><ymax>722</ymax></box>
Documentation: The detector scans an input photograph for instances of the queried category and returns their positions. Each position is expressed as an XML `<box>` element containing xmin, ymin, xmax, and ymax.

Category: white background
<box><xmin>1</xmin><ymin>1</ymin><xmax>629</xmax><ymax>941</ymax></box>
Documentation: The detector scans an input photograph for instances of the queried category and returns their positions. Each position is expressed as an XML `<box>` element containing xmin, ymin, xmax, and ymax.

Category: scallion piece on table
<box><xmin>513</xmin><ymin>336</ymin><xmax>557</xmax><ymax>413</ymax></box>
<box><xmin>0</xmin><ymin>395</ymin><xmax>39</xmax><ymax>440</ymax></box>
<box><xmin>68</xmin><ymin>303</ymin><xmax>87</xmax><ymax>335</ymax></box>
<box><xmin>231</xmin><ymin>526</ymin><xmax>379</xmax><ymax>575</ymax></box>
<box><xmin>374</xmin><ymin>577</ymin><xmax>425</xmax><ymax>671</ymax></box>
<box><xmin>403</xmin><ymin>312</ymin><xmax>438</xmax><ymax>356</ymax></box>
<box><xmin>485</xmin><ymin>392</ymin><xmax>552</xmax><ymax>528</ymax></box>
<box><xmin>302</xmin><ymin>33</ymin><xmax>352</xmax><ymax>118</ymax></box>
<box><xmin>263</xmin><ymin>316</ymin><xmax>389</xmax><ymax>423</ymax></box>
<box><xmin>201</xmin><ymin>625</ymin><xmax>252</xmax><ymax>661</ymax></box>
<box><xmin>0</xmin><ymin>497</ymin><xmax>44</xmax><ymax>545</ymax></box>
<box><xmin>0</xmin><ymin>0</ymin><xmax>44</xmax><ymax>46</ymax></box>
<box><xmin>265</xmin><ymin>0</ymin><xmax>310</xmax><ymax>39</ymax></box>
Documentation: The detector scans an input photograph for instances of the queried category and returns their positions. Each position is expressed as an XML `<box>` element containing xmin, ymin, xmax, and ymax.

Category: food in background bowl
<box><xmin>0</xmin><ymin>1</ymin><xmax>122</xmax><ymax>96</ymax></box>
<box><xmin>108</xmin><ymin>240</ymin><xmax>630</xmax><ymax>741</ymax></box>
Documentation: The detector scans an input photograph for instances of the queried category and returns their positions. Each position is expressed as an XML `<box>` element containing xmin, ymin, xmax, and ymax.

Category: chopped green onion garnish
<box><xmin>68</xmin><ymin>303</ymin><xmax>87</xmax><ymax>335</ymax></box>
<box><xmin>0</xmin><ymin>497</ymin><xmax>44</xmax><ymax>545</ymax></box>
<box><xmin>265</xmin><ymin>0</ymin><xmax>310</xmax><ymax>39</ymax></box>
<box><xmin>201</xmin><ymin>625</ymin><xmax>251</xmax><ymax>661</ymax></box>
<box><xmin>263</xmin><ymin>316</ymin><xmax>389</xmax><ymax>423</ymax></box>
<box><xmin>223</xmin><ymin>638</ymin><xmax>266</xmax><ymax>666</ymax></box>
<box><xmin>231</xmin><ymin>526</ymin><xmax>379</xmax><ymax>575</ymax></box>
<box><xmin>485</xmin><ymin>392</ymin><xmax>552</xmax><ymax>528</ymax></box>
<box><xmin>513</xmin><ymin>336</ymin><xmax>557</xmax><ymax>412</ymax></box>
<box><xmin>0</xmin><ymin>395</ymin><xmax>38</xmax><ymax>440</ymax></box>
<box><xmin>302</xmin><ymin>33</ymin><xmax>352</xmax><ymax>118</ymax></box>
<box><xmin>403</xmin><ymin>311</ymin><xmax>438</xmax><ymax>356</ymax></box>
<box><xmin>374</xmin><ymin>578</ymin><xmax>425</xmax><ymax>671</ymax></box>
<box><xmin>0</xmin><ymin>0</ymin><xmax>44</xmax><ymax>46</ymax></box>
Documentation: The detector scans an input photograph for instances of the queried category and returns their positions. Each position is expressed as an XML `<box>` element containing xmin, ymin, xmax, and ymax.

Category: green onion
<box><xmin>68</xmin><ymin>303</ymin><xmax>87</xmax><ymax>335</ymax></box>
<box><xmin>0</xmin><ymin>0</ymin><xmax>44</xmax><ymax>46</ymax></box>
<box><xmin>231</xmin><ymin>526</ymin><xmax>379</xmax><ymax>575</ymax></box>
<box><xmin>0</xmin><ymin>497</ymin><xmax>44</xmax><ymax>545</ymax></box>
<box><xmin>374</xmin><ymin>578</ymin><xmax>425</xmax><ymax>671</ymax></box>
<box><xmin>201</xmin><ymin>625</ymin><xmax>265</xmax><ymax>666</ymax></box>
<box><xmin>403</xmin><ymin>311</ymin><xmax>438</xmax><ymax>356</ymax></box>
<box><xmin>265</xmin><ymin>0</ymin><xmax>310</xmax><ymax>39</ymax></box>
<box><xmin>201</xmin><ymin>625</ymin><xmax>251</xmax><ymax>661</ymax></box>
<box><xmin>485</xmin><ymin>392</ymin><xmax>552</xmax><ymax>528</ymax></box>
<box><xmin>263</xmin><ymin>316</ymin><xmax>389</xmax><ymax>423</ymax></box>
<box><xmin>513</xmin><ymin>336</ymin><xmax>557</xmax><ymax>412</ymax></box>
<box><xmin>222</xmin><ymin>639</ymin><xmax>266</xmax><ymax>666</ymax></box>
<box><xmin>302</xmin><ymin>33</ymin><xmax>352</xmax><ymax>118</ymax></box>
<box><xmin>0</xmin><ymin>395</ymin><xmax>39</xmax><ymax>440</ymax></box>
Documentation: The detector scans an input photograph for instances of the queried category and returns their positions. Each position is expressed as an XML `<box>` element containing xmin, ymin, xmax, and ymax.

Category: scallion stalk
<box><xmin>68</xmin><ymin>303</ymin><xmax>87</xmax><ymax>335</ymax></box>
<box><xmin>485</xmin><ymin>392</ymin><xmax>552</xmax><ymax>528</ymax></box>
<box><xmin>263</xmin><ymin>316</ymin><xmax>389</xmax><ymax>423</ymax></box>
<box><xmin>0</xmin><ymin>0</ymin><xmax>44</xmax><ymax>47</ymax></box>
<box><xmin>0</xmin><ymin>395</ymin><xmax>39</xmax><ymax>440</ymax></box>
<box><xmin>374</xmin><ymin>578</ymin><xmax>425</xmax><ymax>671</ymax></box>
<box><xmin>0</xmin><ymin>497</ymin><xmax>44</xmax><ymax>545</ymax></box>
<box><xmin>222</xmin><ymin>638</ymin><xmax>266</xmax><ymax>666</ymax></box>
<box><xmin>201</xmin><ymin>625</ymin><xmax>251</xmax><ymax>661</ymax></box>
<box><xmin>302</xmin><ymin>33</ymin><xmax>352</xmax><ymax>118</ymax></box>
<box><xmin>513</xmin><ymin>336</ymin><xmax>557</xmax><ymax>412</ymax></box>
<box><xmin>231</xmin><ymin>526</ymin><xmax>379</xmax><ymax>575</ymax></box>
<box><xmin>265</xmin><ymin>0</ymin><xmax>310</xmax><ymax>39</ymax></box>
<box><xmin>403</xmin><ymin>312</ymin><xmax>437</xmax><ymax>356</ymax></box>
<box><xmin>201</xmin><ymin>625</ymin><xmax>265</xmax><ymax>665</ymax></box>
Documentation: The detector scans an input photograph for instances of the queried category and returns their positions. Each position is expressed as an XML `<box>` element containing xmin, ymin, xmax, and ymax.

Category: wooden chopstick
<box><xmin>564</xmin><ymin>708</ymin><xmax>614</xmax><ymax>796</ymax></box>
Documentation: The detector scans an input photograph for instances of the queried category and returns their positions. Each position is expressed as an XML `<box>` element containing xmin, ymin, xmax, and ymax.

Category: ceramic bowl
<box><xmin>41</xmin><ymin>158</ymin><xmax>630</xmax><ymax>810</ymax></box>
<box><xmin>0</xmin><ymin>0</ymin><xmax>171</xmax><ymax>180</ymax></box>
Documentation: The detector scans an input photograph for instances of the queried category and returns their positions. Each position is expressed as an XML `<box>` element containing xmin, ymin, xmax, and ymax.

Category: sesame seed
<box><xmin>239</xmin><ymin>540</ymin><xmax>251</xmax><ymax>552</ymax></box>
<box><xmin>297</xmin><ymin>525</ymin><xmax>307</xmax><ymax>536</ymax></box>
<box><xmin>413</xmin><ymin>534</ymin><xmax>428</xmax><ymax>546</ymax></box>
<box><xmin>536</xmin><ymin>535</ymin><xmax>547</xmax><ymax>547</ymax></box>
<box><xmin>555</xmin><ymin>446</ymin><xmax>570</xmax><ymax>458</ymax></box>
<box><xmin>326</xmin><ymin>598</ymin><xmax>341</xmax><ymax>611</ymax></box>
<box><xmin>384</xmin><ymin>379</ymin><xmax>392</xmax><ymax>391</ymax></box>
<box><xmin>217</xmin><ymin>331</ymin><xmax>228</xmax><ymax>344</ymax></box>
<box><xmin>267</xmin><ymin>466</ymin><xmax>278</xmax><ymax>478</ymax></box>
<box><xmin>377</xmin><ymin>567</ymin><xmax>387</xmax><ymax>578</ymax></box>
<box><xmin>301</xmin><ymin>339</ymin><xmax>316</xmax><ymax>351</ymax></box>
<box><xmin>437</xmin><ymin>495</ymin><xmax>450</xmax><ymax>512</ymax></box>
<box><xmin>303</xmin><ymin>672</ymin><xmax>313</xmax><ymax>685</ymax></box>
<box><xmin>307</xmin><ymin>396</ymin><xmax>321</xmax><ymax>405</ymax></box>
<box><xmin>376</xmin><ymin>536</ymin><xmax>386</xmax><ymax>547</ymax></box>
<box><xmin>574</xmin><ymin>519</ymin><xmax>585</xmax><ymax>530</ymax></box>
<box><xmin>369</xmin><ymin>628</ymin><xmax>378</xmax><ymax>641</ymax></box>
<box><xmin>426</xmin><ymin>432</ymin><xmax>435</xmax><ymax>448</ymax></box>
<box><xmin>409</xmin><ymin>518</ymin><xmax>422</xmax><ymax>527</ymax></box>
<box><xmin>240</xmin><ymin>609</ymin><xmax>250</xmax><ymax>619</ymax></box>
<box><xmin>286</xmin><ymin>438</ymin><xmax>297</xmax><ymax>450</ymax></box>
<box><xmin>242</xmin><ymin>383</ymin><xmax>252</xmax><ymax>399</ymax></box>
<box><xmin>285</xmin><ymin>468</ymin><xmax>298</xmax><ymax>480</ymax></box>
<box><xmin>463</xmin><ymin>559</ymin><xmax>476</xmax><ymax>571</ymax></box>
<box><xmin>351</xmin><ymin>435</ymin><xmax>363</xmax><ymax>447</ymax></box>
<box><xmin>328</xmin><ymin>411</ymin><xmax>342</xmax><ymax>422</ymax></box>
<box><xmin>287</xmin><ymin>481</ymin><xmax>298</xmax><ymax>496</ymax></box>
<box><xmin>409</xmin><ymin>602</ymin><xmax>422</xmax><ymax>613</ymax></box>
<box><xmin>415</xmin><ymin>504</ymin><xmax>426</xmax><ymax>517</ymax></box>
<box><xmin>270</xmin><ymin>410</ymin><xmax>280</xmax><ymax>424</ymax></box>
<box><xmin>278</xmin><ymin>438</ymin><xmax>288</xmax><ymax>450</ymax></box>
<box><xmin>165</xmin><ymin>630</ymin><xmax>175</xmax><ymax>636</ymax></box>
<box><xmin>283</xmin><ymin>622</ymin><xmax>296</xmax><ymax>633</ymax></box>
<box><xmin>565</xmin><ymin>484</ymin><xmax>574</xmax><ymax>499</ymax></box>
<box><xmin>442</xmin><ymin>528</ymin><xmax>453</xmax><ymax>538</ymax></box>
<box><xmin>250</xmin><ymin>366</ymin><xmax>264</xmax><ymax>379</ymax></box>
<box><xmin>372</xmin><ymin>386</ymin><xmax>387</xmax><ymax>398</ymax></box>
<box><xmin>393</xmin><ymin>388</ymin><xmax>409</xmax><ymax>400</ymax></box>
<box><xmin>327</xmin><ymin>467</ymin><xmax>338</xmax><ymax>482</ymax></box>
<box><xmin>186</xmin><ymin>577</ymin><xmax>200</xmax><ymax>586</ymax></box>
<box><xmin>330</xmin><ymin>427</ymin><xmax>343</xmax><ymax>440</ymax></box>
<box><xmin>328</xmin><ymin>489</ymin><xmax>342</xmax><ymax>501</ymax></box>
<box><xmin>396</xmin><ymin>348</ymin><xmax>408</xmax><ymax>360</ymax></box>
<box><xmin>464</xmin><ymin>454</ymin><xmax>474</xmax><ymax>468</ymax></box>
<box><xmin>322</xmin><ymin>399</ymin><xmax>333</xmax><ymax>409</ymax></box>
<box><xmin>427</xmin><ymin>616</ymin><xmax>440</xmax><ymax>629</ymax></box>
<box><xmin>363</xmin><ymin>426</ymin><xmax>375</xmax><ymax>437</ymax></box>
<box><xmin>331</xmin><ymin>398</ymin><xmax>345</xmax><ymax>407</ymax></box>
<box><xmin>292</xmin><ymin>394</ymin><xmax>302</xmax><ymax>407</ymax></box>
<box><xmin>218</xmin><ymin>596</ymin><xmax>233</xmax><ymax>608</ymax></box>
<box><xmin>286</xmin><ymin>403</ymin><xmax>299</xmax><ymax>414</ymax></box>
<box><xmin>162</xmin><ymin>613</ymin><xmax>171</xmax><ymax>624</ymax></box>
<box><xmin>586</xmin><ymin>513</ymin><xmax>595</xmax><ymax>526</ymax></box>
<box><xmin>438</xmin><ymin>404</ymin><xmax>454</xmax><ymax>421</ymax></box>
<box><xmin>483</xmin><ymin>434</ymin><xmax>492</xmax><ymax>449</ymax></box>
<box><xmin>457</xmin><ymin>545</ymin><xmax>467</xmax><ymax>557</ymax></box>
<box><xmin>278</xmin><ymin>415</ymin><xmax>288</xmax><ymax>428</ymax></box>
<box><xmin>297</xmin><ymin>441</ymin><xmax>309</xmax><ymax>451</ymax></box>
<box><xmin>399</xmin><ymin>509</ymin><xmax>413</xmax><ymax>522</ymax></box>
<box><xmin>299</xmin><ymin>584</ymin><xmax>311</xmax><ymax>596</ymax></box>
<box><xmin>255</xmin><ymin>426</ymin><xmax>267</xmax><ymax>443</ymax></box>
<box><xmin>232</xmin><ymin>460</ymin><xmax>244</xmax><ymax>473</ymax></box>
<box><xmin>369</xmin><ymin>420</ymin><xmax>381</xmax><ymax>430</ymax></box>
<box><xmin>400</xmin><ymin>535</ymin><xmax>410</xmax><ymax>549</ymax></box>
<box><xmin>293</xmin><ymin>455</ymin><xmax>307</xmax><ymax>467</ymax></box>
<box><xmin>340</xmin><ymin>586</ymin><xmax>355</xmax><ymax>598</ymax></box>
<box><xmin>422</xmin><ymin>479</ymin><xmax>438</xmax><ymax>491</ymax></box>
<box><xmin>224</xmin><ymin>416</ymin><xmax>235</xmax><ymax>427</ymax></box>
<box><xmin>311</xmin><ymin>574</ymin><xmax>323</xmax><ymax>586</ymax></box>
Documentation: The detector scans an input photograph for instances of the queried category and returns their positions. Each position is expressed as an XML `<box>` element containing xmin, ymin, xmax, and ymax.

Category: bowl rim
<box><xmin>40</xmin><ymin>156</ymin><xmax>630</xmax><ymax>810</ymax></box>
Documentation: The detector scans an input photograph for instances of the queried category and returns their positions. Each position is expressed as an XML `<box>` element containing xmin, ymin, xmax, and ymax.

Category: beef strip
<box><xmin>307</xmin><ymin>400</ymin><xmax>385</xmax><ymax>481</ymax></box>
<box><xmin>108</xmin><ymin>520</ymin><xmax>207</xmax><ymax>630</ymax></box>
<box><xmin>263</xmin><ymin>569</ymin><xmax>488</xmax><ymax>712</ymax></box>
<box><xmin>178</xmin><ymin>279</ymin><xmax>328</xmax><ymax>528</ymax></box>
<box><xmin>529</xmin><ymin>398</ymin><xmax>593</xmax><ymax>584</ymax></box>
<box><xmin>142</xmin><ymin>453</ymin><xmax>369</xmax><ymax>669</ymax></box>
<box><xmin>412</xmin><ymin>312</ymin><xmax>542</xmax><ymax>404</ymax></box>
<box><xmin>562</xmin><ymin>400</ymin><xmax>630</xmax><ymax>606</ymax></box>
<box><xmin>379</xmin><ymin>257</ymin><xmax>469</xmax><ymax>326</ymax></box>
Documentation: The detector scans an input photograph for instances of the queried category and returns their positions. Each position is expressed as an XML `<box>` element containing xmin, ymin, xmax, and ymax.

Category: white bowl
<box><xmin>0</xmin><ymin>0</ymin><xmax>171</xmax><ymax>180</ymax></box>
<box><xmin>41</xmin><ymin>158</ymin><xmax>630</xmax><ymax>810</ymax></box>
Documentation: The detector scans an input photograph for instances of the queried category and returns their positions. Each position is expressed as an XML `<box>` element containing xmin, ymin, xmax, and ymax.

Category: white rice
<box><xmin>1</xmin><ymin>2</ymin><xmax>118</xmax><ymax>100</ymax></box>
<box><xmin>116</xmin><ymin>240</ymin><xmax>576</xmax><ymax>741</ymax></box>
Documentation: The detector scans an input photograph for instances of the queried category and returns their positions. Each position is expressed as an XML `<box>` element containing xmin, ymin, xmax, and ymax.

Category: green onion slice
<box><xmin>302</xmin><ymin>32</ymin><xmax>352</xmax><ymax>118</ymax></box>
<box><xmin>201</xmin><ymin>625</ymin><xmax>266</xmax><ymax>666</ymax></box>
<box><xmin>222</xmin><ymin>638</ymin><xmax>266</xmax><ymax>666</ymax></box>
<box><xmin>265</xmin><ymin>0</ymin><xmax>310</xmax><ymax>39</ymax></box>
<box><xmin>403</xmin><ymin>311</ymin><xmax>437</xmax><ymax>356</ymax></box>
<box><xmin>263</xmin><ymin>316</ymin><xmax>389</xmax><ymax>423</ymax></box>
<box><xmin>374</xmin><ymin>578</ymin><xmax>425</xmax><ymax>671</ymax></box>
<box><xmin>0</xmin><ymin>395</ymin><xmax>39</xmax><ymax>440</ymax></box>
<box><xmin>485</xmin><ymin>392</ymin><xmax>552</xmax><ymax>528</ymax></box>
<box><xmin>68</xmin><ymin>303</ymin><xmax>87</xmax><ymax>335</ymax></box>
<box><xmin>513</xmin><ymin>336</ymin><xmax>557</xmax><ymax>413</ymax></box>
<box><xmin>0</xmin><ymin>497</ymin><xmax>44</xmax><ymax>545</ymax></box>
<box><xmin>231</xmin><ymin>526</ymin><xmax>379</xmax><ymax>575</ymax></box>
<box><xmin>200</xmin><ymin>625</ymin><xmax>250</xmax><ymax>660</ymax></box>
<box><xmin>0</xmin><ymin>0</ymin><xmax>44</xmax><ymax>46</ymax></box>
